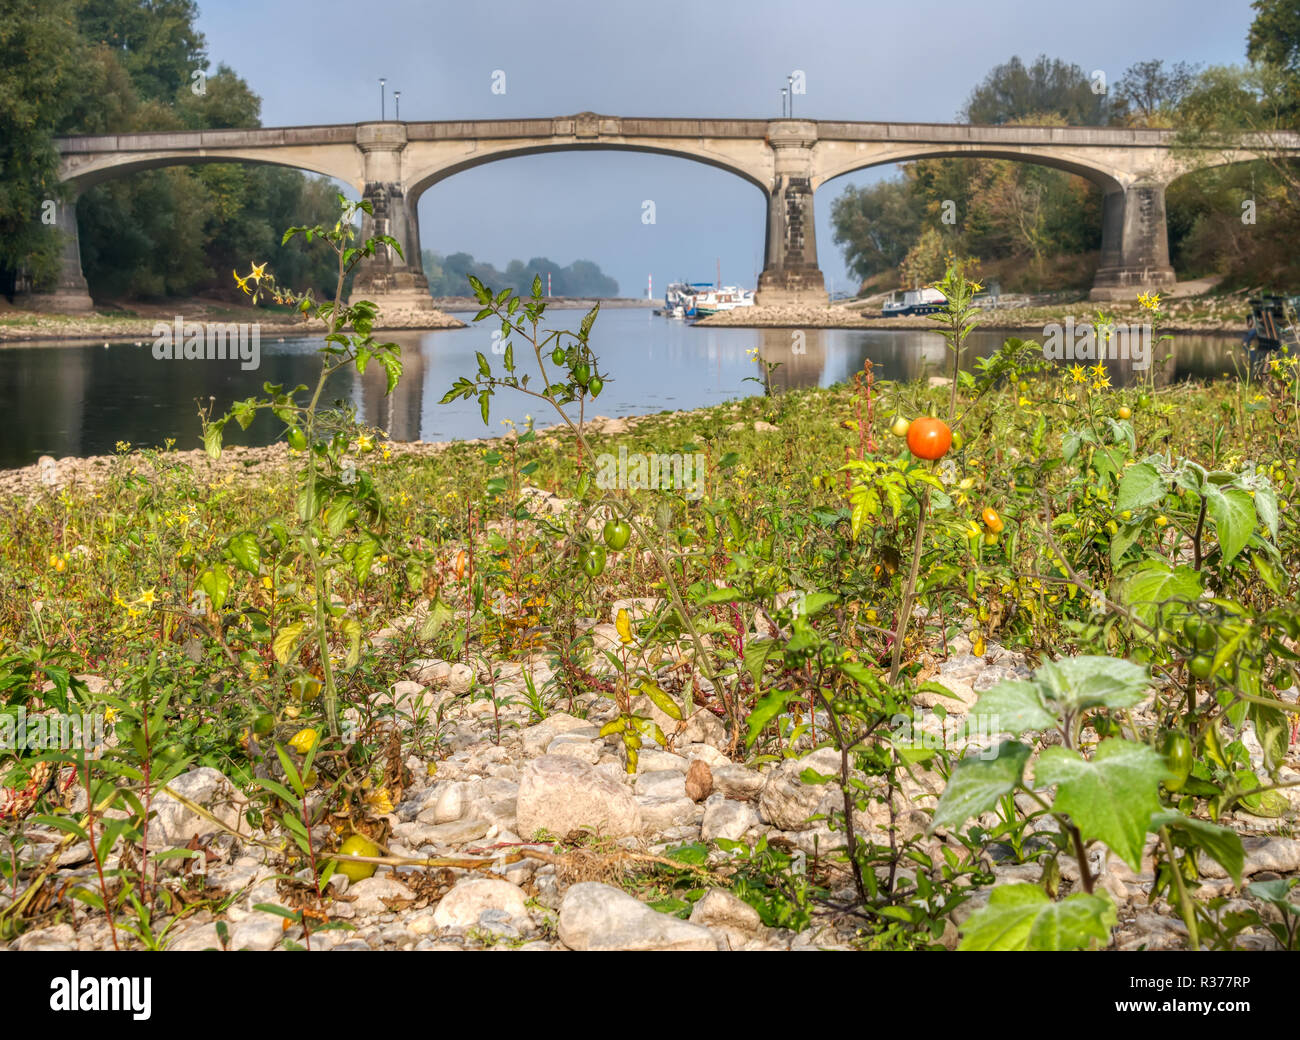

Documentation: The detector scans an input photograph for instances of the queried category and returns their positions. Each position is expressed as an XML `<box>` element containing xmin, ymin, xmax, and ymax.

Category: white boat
<box><xmin>881</xmin><ymin>287</ymin><xmax>947</xmax><ymax>317</ymax></box>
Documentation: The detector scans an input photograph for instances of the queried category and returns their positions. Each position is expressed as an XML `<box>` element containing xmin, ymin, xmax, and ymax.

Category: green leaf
<box><xmin>1149</xmin><ymin>810</ymin><xmax>1244</xmax><ymax>886</ymax></box>
<box><xmin>1035</xmin><ymin>738</ymin><xmax>1170</xmax><ymax>871</ymax></box>
<box><xmin>1035</xmin><ymin>656</ymin><xmax>1150</xmax><ymax>712</ymax></box>
<box><xmin>1116</xmin><ymin>463</ymin><xmax>1165</xmax><ymax>512</ymax></box>
<box><xmin>641</xmin><ymin>680</ymin><xmax>683</xmax><ymax>721</ymax></box>
<box><xmin>227</xmin><ymin>532</ymin><xmax>261</xmax><ymax>576</ymax></box>
<box><xmin>929</xmin><ymin>741</ymin><xmax>1031</xmax><ymax>834</ymax></box>
<box><xmin>972</xmin><ymin>680</ymin><xmax>1057</xmax><ymax>735</ymax></box>
<box><xmin>958</xmin><ymin>884</ymin><xmax>1116</xmax><ymax>951</ymax></box>
<box><xmin>198</xmin><ymin>566</ymin><xmax>231</xmax><ymax>612</ymax></box>
<box><xmin>1204</xmin><ymin>485</ymin><xmax>1255</xmax><ymax>563</ymax></box>
<box><xmin>1251</xmin><ymin>484</ymin><xmax>1278</xmax><ymax>541</ymax></box>
<box><xmin>352</xmin><ymin>535</ymin><xmax>378</xmax><ymax>585</ymax></box>
<box><xmin>1119</xmin><ymin>561</ymin><xmax>1203</xmax><ymax>628</ymax></box>
<box><xmin>746</xmin><ymin>688</ymin><xmax>793</xmax><ymax>748</ymax></box>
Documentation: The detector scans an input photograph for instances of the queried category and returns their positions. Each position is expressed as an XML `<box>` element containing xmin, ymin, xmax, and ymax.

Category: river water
<box><xmin>0</xmin><ymin>308</ymin><xmax>1248</xmax><ymax>469</ymax></box>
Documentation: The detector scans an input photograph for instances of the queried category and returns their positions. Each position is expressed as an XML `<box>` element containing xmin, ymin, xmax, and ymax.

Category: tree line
<box><xmin>421</xmin><ymin>250</ymin><xmax>619</xmax><ymax>298</ymax></box>
<box><xmin>831</xmin><ymin>0</ymin><xmax>1300</xmax><ymax>293</ymax></box>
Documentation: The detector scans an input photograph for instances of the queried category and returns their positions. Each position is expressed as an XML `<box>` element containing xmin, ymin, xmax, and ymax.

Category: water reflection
<box><xmin>0</xmin><ymin>309</ymin><xmax>1248</xmax><ymax>468</ymax></box>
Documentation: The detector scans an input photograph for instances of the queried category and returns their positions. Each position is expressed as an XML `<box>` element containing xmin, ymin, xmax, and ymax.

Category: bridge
<box><xmin>29</xmin><ymin>114</ymin><xmax>1300</xmax><ymax>313</ymax></box>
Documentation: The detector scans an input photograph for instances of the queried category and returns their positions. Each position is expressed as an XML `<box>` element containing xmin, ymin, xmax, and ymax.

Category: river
<box><xmin>0</xmin><ymin>309</ymin><xmax>1248</xmax><ymax>469</ymax></box>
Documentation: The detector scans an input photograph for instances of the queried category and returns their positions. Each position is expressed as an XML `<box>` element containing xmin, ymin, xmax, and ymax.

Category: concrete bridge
<box><xmin>31</xmin><ymin>114</ymin><xmax>1300</xmax><ymax>313</ymax></box>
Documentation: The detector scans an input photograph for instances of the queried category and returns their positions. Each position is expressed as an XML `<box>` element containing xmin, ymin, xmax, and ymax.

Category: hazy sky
<box><xmin>196</xmin><ymin>0</ymin><xmax>1260</xmax><ymax>295</ymax></box>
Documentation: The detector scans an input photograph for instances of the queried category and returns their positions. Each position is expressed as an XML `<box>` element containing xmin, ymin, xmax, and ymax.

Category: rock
<box><xmin>702</xmin><ymin>798</ymin><xmax>759</xmax><ymax>841</ymax></box>
<box><xmin>546</xmin><ymin>732</ymin><xmax>601</xmax><ymax>764</ymax></box>
<box><xmin>433</xmin><ymin>878</ymin><xmax>532</xmax><ymax>931</ymax></box>
<box><xmin>637</xmin><ymin>795</ymin><xmax>698</xmax><ymax>831</ymax></box>
<box><xmin>348</xmin><ymin>877</ymin><xmax>417</xmax><ymax>913</ymax></box>
<box><xmin>151</xmin><ymin>767</ymin><xmax>247</xmax><ymax>845</ymax></box>
<box><xmin>521</xmin><ymin>714</ymin><xmax>598</xmax><ymax>757</ymax></box>
<box><xmin>431</xmin><ymin>782</ymin><xmax>467</xmax><ymax>824</ymax></box>
<box><xmin>635</xmin><ymin>770</ymin><xmax>687</xmax><ymax>799</ymax></box>
<box><xmin>753</xmin><ymin>421</ymin><xmax>779</xmax><ymax>432</ymax></box>
<box><xmin>711</xmin><ymin>763</ymin><xmax>765</xmax><ymax>801</ymax></box>
<box><xmin>610</xmin><ymin>598</ymin><xmax>663</xmax><ymax>622</ymax></box>
<box><xmin>230</xmin><ymin>914</ymin><xmax>285</xmax><ymax>951</ymax></box>
<box><xmin>912</xmin><ymin>677</ymin><xmax>978</xmax><ymax>713</ymax></box>
<box><xmin>516</xmin><ymin>755</ymin><xmax>642</xmax><ymax>839</ymax></box>
<box><xmin>409</xmin><ymin>658</ymin><xmax>451</xmax><ymax>685</ymax></box>
<box><xmin>685</xmin><ymin>759</ymin><xmax>713</xmax><ymax>801</ymax></box>
<box><xmin>631</xmin><ymin>748</ymin><xmax>691</xmax><ymax>773</ymax></box>
<box><xmin>448</xmin><ymin>663</ymin><xmax>475</xmax><ymax>694</ymax></box>
<box><xmin>13</xmin><ymin>923</ymin><xmax>77</xmax><ymax>951</ymax></box>
<box><xmin>558</xmin><ymin>882</ymin><xmax>719</xmax><ymax>951</ymax></box>
<box><xmin>165</xmin><ymin>922</ymin><xmax>225</xmax><ymax>951</ymax></box>
<box><xmin>397</xmin><ymin>816</ymin><xmax>491</xmax><ymax>847</ymax></box>
<box><xmin>1200</xmin><ymin>837</ymin><xmax>1300</xmax><ymax>879</ymax></box>
<box><xmin>757</xmin><ymin>748</ymin><xmax>841</xmax><ymax>831</ymax></box>
<box><xmin>689</xmin><ymin>888</ymin><xmax>764</xmax><ymax>947</ymax></box>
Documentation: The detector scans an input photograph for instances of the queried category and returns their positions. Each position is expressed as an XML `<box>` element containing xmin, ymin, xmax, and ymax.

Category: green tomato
<box><xmin>581</xmin><ymin>544</ymin><xmax>606</xmax><ymax>578</ymax></box>
<box><xmin>573</xmin><ymin>361</ymin><xmax>591</xmax><ymax>387</ymax></box>
<box><xmin>333</xmin><ymin>835</ymin><xmax>379</xmax><ymax>883</ymax></box>
<box><xmin>287</xmin><ymin>427</ymin><xmax>307</xmax><ymax>450</ymax></box>
<box><xmin>602</xmin><ymin>519</ymin><xmax>631</xmax><ymax>550</ymax></box>
<box><xmin>252</xmin><ymin>713</ymin><xmax>276</xmax><ymax>737</ymax></box>
<box><xmin>1162</xmin><ymin>731</ymin><xmax>1193</xmax><ymax>792</ymax></box>
<box><xmin>1189</xmin><ymin>654</ymin><xmax>1215</xmax><ymax>681</ymax></box>
<box><xmin>551</xmin><ymin>347</ymin><xmax>566</xmax><ymax>366</ymax></box>
<box><xmin>588</xmin><ymin>375</ymin><xmax>604</xmax><ymax>397</ymax></box>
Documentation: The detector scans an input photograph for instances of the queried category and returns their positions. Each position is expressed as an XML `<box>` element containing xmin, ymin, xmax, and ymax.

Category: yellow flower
<box><xmin>137</xmin><ymin>587</ymin><xmax>156</xmax><ymax>607</ymax></box>
<box><xmin>233</xmin><ymin>270</ymin><xmax>253</xmax><ymax>295</ymax></box>
<box><xmin>250</xmin><ymin>261</ymin><xmax>267</xmax><ymax>282</ymax></box>
<box><xmin>1137</xmin><ymin>291</ymin><xmax>1161</xmax><ymax>311</ymax></box>
<box><xmin>1091</xmin><ymin>361</ymin><xmax>1107</xmax><ymax>377</ymax></box>
<box><xmin>356</xmin><ymin>433</ymin><xmax>373</xmax><ymax>452</ymax></box>
<box><xmin>1069</xmin><ymin>364</ymin><xmax>1087</xmax><ymax>384</ymax></box>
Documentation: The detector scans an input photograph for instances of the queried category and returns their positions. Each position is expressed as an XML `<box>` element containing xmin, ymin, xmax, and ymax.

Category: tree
<box><xmin>1112</xmin><ymin>60</ymin><xmax>1201</xmax><ymax>126</ymax></box>
<box><xmin>0</xmin><ymin>0</ymin><xmax>92</xmax><ymax>288</ymax></box>
<box><xmin>1248</xmin><ymin>0</ymin><xmax>1300</xmax><ymax>83</ymax></box>
<box><xmin>963</xmin><ymin>55</ymin><xmax>1107</xmax><ymax>126</ymax></box>
<box><xmin>830</xmin><ymin>179</ymin><xmax>925</xmax><ymax>284</ymax></box>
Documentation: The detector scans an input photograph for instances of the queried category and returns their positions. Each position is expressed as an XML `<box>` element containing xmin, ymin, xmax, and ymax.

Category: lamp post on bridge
<box><xmin>787</xmin><ymin>74</ymin><xmax>793</xmax><ymax>117</ymax></box>
<box><xmin>394</xmin><ymin>90</ymin><xmax>401</xmax><ymax>121</ymax></box>
<box><xmin>379</xmin><ymin>77</ymin><xmax>386</xmax><ymax>120</ymax></box>
<box><xmin>781</xmin><ymin>87</ymin><xmax>787</xmax><ymax>118</ymax></box>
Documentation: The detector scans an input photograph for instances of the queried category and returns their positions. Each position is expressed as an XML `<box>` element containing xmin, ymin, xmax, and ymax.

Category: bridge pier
<box><xmin>1089</xmin><ymin>181</ymin><xmax>1176</xmax><ymax>301</ymax></box>
<box><xmin>755</xmin><ymin>122</ymin><xmax>827</xmax><ymax>307</ymax></box>
<box><xmin>14</xmin><ymin>194</ymin><xmax>95</xmax><ymax>313</ymax></box>
<box><xmin>350</xmin><ymin>124</ymin><xmax>435</xmax><ymax>313</ymax></box>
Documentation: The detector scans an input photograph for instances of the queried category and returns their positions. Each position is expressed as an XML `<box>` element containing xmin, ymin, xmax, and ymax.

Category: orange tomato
<box><xmin>453</xmin><ymin>549</ymin><xmax>468</xmax><ymax>581</ymax></box>
<box><xmin>982</xmin><ymin>507</ymin><xmax>1004</xmax><ymax>534</ymax></box>
<box><xmin>906</xmin><ymin>417</ymin><xmax>952</xmax><ymax>461</ymax></box>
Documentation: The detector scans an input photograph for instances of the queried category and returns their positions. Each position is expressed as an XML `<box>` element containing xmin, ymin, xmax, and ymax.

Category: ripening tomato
<box><xmin>982</xmin><ymin>507</ymin><xmax>1004</xmax><ymax>534</ymax></box>
<box><xmin>906</xmin><ymin>417</ymin><xmax>952</xmax><ymax>460</ymax></box>
<box><xmin>1118</xmin><ymin>406</ymin><xmax>1132</xmax><ymax>420</ymax></box>
<box><xmin>890</xmin><ymin>415</ymin><xmax>911</xmax><ymax>438</ymax></box>
<box><xmin>453</xmin><ymin>549</ymin><xmax>468</xmax><ymax>582</ymax></box>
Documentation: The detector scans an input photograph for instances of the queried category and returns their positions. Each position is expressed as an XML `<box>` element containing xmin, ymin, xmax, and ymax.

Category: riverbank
<box><xmin>695</xmin><ymin>291</ymin><xmax>1255</xmax><ymax>334</ymax></box>
<box><xmin>0</xmin><ymin>297</ymin><xmax>465</xmax><ymax>343</ymax></box>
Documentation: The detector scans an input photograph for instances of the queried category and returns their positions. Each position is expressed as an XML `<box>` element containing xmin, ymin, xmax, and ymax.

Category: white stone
<box><xmin>702</xmin><ymin>799</ymin><xmax>759</xmax><ymax>841</ymax></box>
<box><xmin>757</xmin><ymin>748</ymin><xmax>842</xmax><ymax>831</ymax></box>
<box><xmin>558</xmin><ymin>882</ymin><xmax>719</xmax><ymax>951</ymax></box>
<box><xmin>432</xmin><ymin>878</ymin><xmax>532</xmax><ymax>931</ymax></box>
<box><xmin>151</xmin><ymin>767</ymin><xmax>247</xmax><ymax>846</ymax></box>
<box><xmin>516</xmin><ymin>755</ymin><xmax>642</xmax><ymax>839</ymax></box>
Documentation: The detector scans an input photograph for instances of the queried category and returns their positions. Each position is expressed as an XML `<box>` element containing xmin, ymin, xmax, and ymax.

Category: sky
<box><xmin>195</xmin><ymin>0</ymin><xmax>1262</xmax><ymax>296</ymax></box>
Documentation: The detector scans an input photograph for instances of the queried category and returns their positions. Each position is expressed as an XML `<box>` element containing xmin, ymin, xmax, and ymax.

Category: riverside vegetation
<box><xmin>2</xmin><ymin>199</ymin><xmax>1300</xmax><ymax>951</ymax></box>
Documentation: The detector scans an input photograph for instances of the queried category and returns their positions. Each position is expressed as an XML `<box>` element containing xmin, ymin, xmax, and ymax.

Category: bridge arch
<box><xmin>404</xmin><ymin>140</ymin><xmax>771</xmax><ymax>206</ymax></box>
<box><xmin>812</xmin><ymin>145</ymin><xmax>1126</xmax><ymax>194</ymax></box>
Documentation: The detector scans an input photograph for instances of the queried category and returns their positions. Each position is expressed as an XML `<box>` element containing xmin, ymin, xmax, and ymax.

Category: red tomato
<box><xmin>906</xmin><ymin>417</ymin><xmax>952</xmax><ymax>461</ymax></box>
